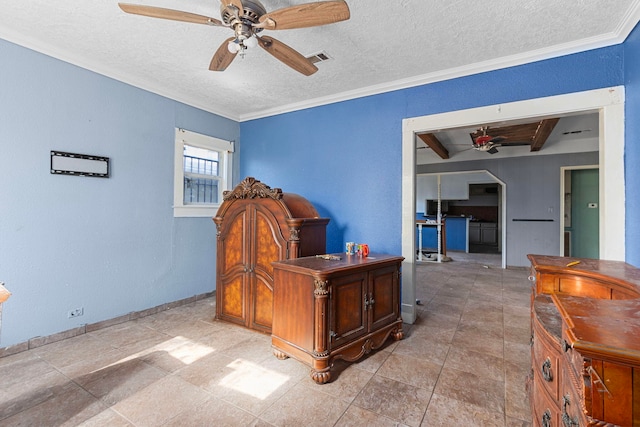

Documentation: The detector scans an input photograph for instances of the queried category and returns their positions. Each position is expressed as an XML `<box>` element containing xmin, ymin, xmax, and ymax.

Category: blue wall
<box><xmin>2</xmin><ymin>22</ymin><xmax>640</xmax><ymax>348</ymax></box>
<box><xmin>0</xmin><ymin>39</ymin><xmax>239</xmax><ymax>347</ymax></box>
<box><xmin>625</xmin><ymin>24</ymin><xmax>640</xmax><ymax>268</ymax></box>
<box><xmin>241</xmin><ymin>46</ymin><xmax>625</xmax><ymax>258</ymax></box>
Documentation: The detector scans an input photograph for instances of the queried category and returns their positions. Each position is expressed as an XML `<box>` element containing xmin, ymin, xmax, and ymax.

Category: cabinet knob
<box><xmin>541</xmin><ymin>358</ymin><xmax>553</xmax><ymax>382</ymax></box>
<box><xmin>562</xmin><ymin>340</ymin><xmax>571</xmax><ymax>352</ymax></box>
<box><xmin>541</xmin><ymin>410</ymin><xmax>552</xmax><ymax>427</ymax></box>
<box><xmin>364</xmin><ymin>293</ymin><xmax>375</xmax><ymax>310</ymax></box>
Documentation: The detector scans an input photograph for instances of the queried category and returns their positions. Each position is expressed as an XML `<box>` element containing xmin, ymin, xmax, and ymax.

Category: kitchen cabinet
<box><xmin>480</xmin><ymin>222</ymin><xmax>497</xmax><ymax>245</ymax></box>
<box><xmin>528</xmin><ymin>255</ymin><xmax>640</xmax><ymax>427</ymax></box>
<box><xmin>213</xmin><ymin>177</ymin><xmax>329</xmax><ymax>334</ymax></box>
<box><xmin>271</xmin><ymin>254</ymin><xmax>404</xmax><ymax>384</ymax></box>
<box><xmin>469</xmin><ymin>222</ymin><xmax>481</xmax><ymax>244</ymax></box>
<box><xmin>469</xmin><ymin>222</ymin><xmax>497</xmax><ymax>245</ymax></box>
<box><xmin>417</xmin><ymin>216</ymin><xmax>469</xmax><ymax>252</ymax></box>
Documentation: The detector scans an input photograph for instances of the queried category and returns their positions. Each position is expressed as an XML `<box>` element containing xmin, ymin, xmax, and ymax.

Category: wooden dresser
<box><xmin>271</xmin><ymin>253</ymin><xmax>404</xmax><ymax>384</ymax></box>
<box><xmin>528</xmin><ymin>254</ymin><xmax>640</xmax><ymax>427</ymax></box>
<box><xmin>213</xmin><ymin>177</ymin><xmax>329</xmax><ymax>334</ymax></box>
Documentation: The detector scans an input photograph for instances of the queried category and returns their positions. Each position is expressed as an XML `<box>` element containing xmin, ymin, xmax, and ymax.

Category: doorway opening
<box><xmin>416</xmin><ymin>171</ymin><xmax>505</xmax><ymax>263</ymax></box>
<box><xmin>400</xmin><ymin>86</ymin><xmax>625</xmax><ymax>325</ymax></box>
<box><xmin>561</xmin><ymin>166</ymin><xmax>600</xmax><ymax>258</ymax></box>
<box><xmin>466</xmin><ymin>183</ymin><xmax>502</xmax><ymax>255</ymax></box>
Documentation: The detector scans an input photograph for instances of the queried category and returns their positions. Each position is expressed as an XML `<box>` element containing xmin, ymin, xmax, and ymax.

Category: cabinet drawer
<box><xmin>560</xmin><ymin>364</ymin><xmax>587</xmax><ymax>427</ymax></box>
<box><xmin>557</xmin><ymin>276</ymin><xmax>612</xmax><ymax>299</ymax></box>
<box><xmin>532</xmin><ymin>377</ymin><xmax>560</xmax><ymax>427</ymax></box>
<box><xmin>532</xmin><ymin>327</ymin><xmax>561</xmax><ymax>401</ymax></box>
<box><xmin>536</xmin><ymin>273</ymin><xmax>557</xmax><ymax>295</ymax></box>
<box><xmin>532</xmin><ymin>298</ymin><xmax>562</xmax><ymax>402</ymax></box>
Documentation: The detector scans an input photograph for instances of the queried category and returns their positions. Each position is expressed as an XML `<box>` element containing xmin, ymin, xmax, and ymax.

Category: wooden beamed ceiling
<box><xmin>418</xmin><ymin>118</ymin><xmax>560</xmax><ymax>160</ymax></box>
<box><xmin>417</xmin><ymin>133</ymin><xmax>449</xmax><ymax>159</ymax></box>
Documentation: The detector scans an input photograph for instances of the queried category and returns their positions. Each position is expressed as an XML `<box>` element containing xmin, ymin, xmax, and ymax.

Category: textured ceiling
<box><xmin>1</xmin><ymin>1</ymin><xmax>639</xmax><ymax>121</ymax></box>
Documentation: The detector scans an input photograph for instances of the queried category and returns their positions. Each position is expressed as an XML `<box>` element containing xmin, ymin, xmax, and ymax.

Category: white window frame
<box><xmin>174</xmin><ymin>128</ymin><xmax>234</xmax><ymax>218</ymax></box>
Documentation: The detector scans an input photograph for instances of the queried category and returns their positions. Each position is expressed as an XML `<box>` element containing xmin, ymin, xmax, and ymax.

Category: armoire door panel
<box><xmin>252</xmin><ymin>274</ymin><xmax>274</xmax><ymax>331</ymax></box>
<box><xmin>253</xmin><ymin>207</ymin><xmax>286</xmax><ymax>278</ymax></box>
<box><xmin>222</xmin><ymin>211</ymin><xmax>247</xmax><ymax>272</ymax></box>
<box><xmin>219</xmin><ymin>275</ymin><xmax>245</xmax><ymax>321</ymax></box>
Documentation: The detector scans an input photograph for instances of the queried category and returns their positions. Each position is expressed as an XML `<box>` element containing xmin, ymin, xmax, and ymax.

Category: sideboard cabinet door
<box><xmin>329</xmin><ymin>272</ymin><xmax>367</xmax><ymax>348</ymax></box>
<box><xmin>369</xmin><ymin>264</ymin><xmax>401</xmax><ymax>332</ymax></box>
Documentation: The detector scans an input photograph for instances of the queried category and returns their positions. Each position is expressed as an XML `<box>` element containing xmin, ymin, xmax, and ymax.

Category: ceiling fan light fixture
<box><xmin>243</xmin><ymin>35</ymin><xmax>258</xmax><ymax>48</ymax></box>
<box><xmin>227</xmin><ymin>40</ymin><xmax>241</xmax><ymax>53</ymax></box>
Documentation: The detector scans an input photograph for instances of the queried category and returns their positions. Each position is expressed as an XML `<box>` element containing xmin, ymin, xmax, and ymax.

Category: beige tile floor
<box><xmin>0</xmin><ymin>252</ymin><xmax>532</xmax><ymax>426</ymax></box>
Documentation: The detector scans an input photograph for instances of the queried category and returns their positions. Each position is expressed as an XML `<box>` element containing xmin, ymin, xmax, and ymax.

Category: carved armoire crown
<box><xmin>213</xmin><ymin>177</ymin><xmax>329</xmax><ymax>333</ymax></box>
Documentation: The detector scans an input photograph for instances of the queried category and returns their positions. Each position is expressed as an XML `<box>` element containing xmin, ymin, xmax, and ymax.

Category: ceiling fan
<box><xmin>118</xmin><ymin>0</ymin><xmax>350</xmax><ymax>76</ymax></box>
<box><xmin>470</xmin><ymin>126</ymin><xmax>529</xmax><ymax>154</ymax></box>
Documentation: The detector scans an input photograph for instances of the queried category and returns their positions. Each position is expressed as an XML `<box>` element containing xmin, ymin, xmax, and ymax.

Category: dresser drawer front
<box><xmin>532</xmin><ymin>377</ymin><xmax>560</xmax><ymax>427</ymax></box>
<box><xmin>557</xmin><ymin>276</ymin><xmax>613</xmax><ymax>299</ymax></box>
<box><xmin>560</xmin><ymin>363</ymin><xmax>588</xmax><ymax>427</ymax></box>
<box><xmin>533</xmin><ymin>316</ymin><xmax>561</xmax><ymax>401</ymax></box>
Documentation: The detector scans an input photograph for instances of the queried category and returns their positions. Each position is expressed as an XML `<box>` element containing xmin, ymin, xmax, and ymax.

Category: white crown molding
<box><xmin>239</xmin><ymin>32</ymin><xmax>625</xmax><ymax>122</ymax></box>
<box><xmin>239</xmin><ymin>2</ymin><xmax>640</xmax><ymax>122</ymax></box>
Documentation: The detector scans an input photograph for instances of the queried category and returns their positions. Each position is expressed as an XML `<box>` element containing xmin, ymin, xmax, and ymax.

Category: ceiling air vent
<box><xmin>306</xmin><ymin>51</ymin><xmax>333</xmax><ymax>64</ymax></box>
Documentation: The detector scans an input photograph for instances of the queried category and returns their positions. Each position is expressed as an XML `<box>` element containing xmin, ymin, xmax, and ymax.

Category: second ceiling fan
<box><xmin>470</xmin><ymin>126</ymin><xmax>531</xmax><ymax>154</ymax></box>
<box><xmin>118</xmin><ymin>0</ymin><xmax>350</xmax><ymax>75</ymax></box>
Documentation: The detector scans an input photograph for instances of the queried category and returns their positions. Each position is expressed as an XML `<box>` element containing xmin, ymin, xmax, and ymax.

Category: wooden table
<box><xmin>416</xmin><ymin>219</ymin><xmax>446</xmax><ymax>260</ymax></box>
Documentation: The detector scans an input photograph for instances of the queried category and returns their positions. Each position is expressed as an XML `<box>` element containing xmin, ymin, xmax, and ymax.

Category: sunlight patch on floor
<box><xmin>104</xmin><ymin>336</ymin><xmax>215</xmax><ymax>370</ymax></box>
<box><xmin>218</xmin><ymin>358</ymin><xmax>290</xmax><ymax>400</ymax></box>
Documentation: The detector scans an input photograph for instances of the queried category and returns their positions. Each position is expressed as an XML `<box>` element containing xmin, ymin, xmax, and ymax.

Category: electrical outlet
<box><xmin>67</xmin><ymin>307</ymin><xmax>84</xmax><ymax>318</ymax></box>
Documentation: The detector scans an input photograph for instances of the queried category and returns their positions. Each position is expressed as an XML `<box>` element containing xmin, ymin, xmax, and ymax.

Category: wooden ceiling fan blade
<box><xmin>257</xmin><ymin>36</ymin><xmax>317</xmax><ymax>76</ymax></box>
<box><xmin>118</xmin><ymin>3</ymin><xmax>224</xmax><ymax>26</ymax></box>
<box><xmin>220</xmin><ymin>0</ymin><xmax>243</xmax><ymax>17</ymax></box>
<box><xmin>257</xmin><ymin>1</ymin><xmax>350</xmax><ymax>30</ymax></box>
<box><xmin>209</xmin><ymin>37</ymin><xmax>238</xmax><ymax>71</ymax></box>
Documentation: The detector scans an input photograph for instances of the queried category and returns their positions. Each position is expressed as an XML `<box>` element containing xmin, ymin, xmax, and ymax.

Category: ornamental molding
<box><xmin>314</xmin><ymin>279</ymin><xmax>329</xmax><ymax>296</ymax></box>
<box><xmin>223</xmin><ymin>177</ymin><xmax>282</xmax><ymax>201</ymax></box>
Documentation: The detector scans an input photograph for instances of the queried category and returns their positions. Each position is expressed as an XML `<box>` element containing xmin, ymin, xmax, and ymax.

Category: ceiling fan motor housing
<box><xmin>474</xmin><ymin>135</ymin><xmax>492</xmax><ymax>147</ymax></box>
<box><xmin>221</xmin><ymin>0</ymin><xmax>266</xmax><ymax>41</ymax></box>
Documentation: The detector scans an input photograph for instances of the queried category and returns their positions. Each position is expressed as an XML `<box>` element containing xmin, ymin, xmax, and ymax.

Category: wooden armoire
<box><xmin>213</xmin><ymin>177</ymin><xmax>329</xmax><ymax>333</ymax></box>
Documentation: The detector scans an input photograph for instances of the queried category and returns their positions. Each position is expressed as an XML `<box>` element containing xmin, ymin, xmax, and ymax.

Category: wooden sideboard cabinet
<box><xmin>213</xmin><ymin>177</ymin><xmax>329</xmax><ymax>334</ymax></box>
<box><xmin>528</xmin><ymin>254</ymin><xmax>640</xmax><ymax>427</ymax></box>
<box><xmin>271</xmin><ymin>253</ymin><xmax>404</xmax><ymax>384</ymax></box>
